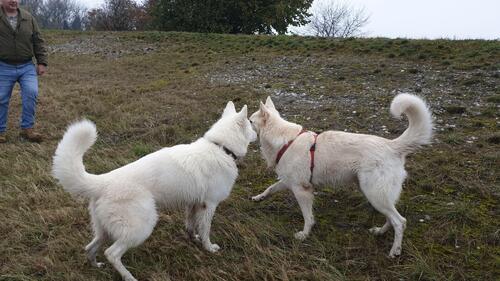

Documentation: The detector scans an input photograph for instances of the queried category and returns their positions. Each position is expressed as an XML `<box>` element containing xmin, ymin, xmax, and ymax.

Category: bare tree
<box><xmin>19</xmin><ymin>0</ymin><xmax>43</xmax><ymax>19</ymax></box>
<box><xmin>309</xmin><ymin>0</ymin><xmax>369</xmax><ymax>38</ymax></box>
<box><xmin>20</xmin><ymin>0</ymin><xmax>87</xmax><ymax>30</ymax></box>
<box><xmin>86</xmin><ymin>8</ymin><xmax>107</xmax><ymax>30</ymax></box>
<box><xmin>39</xmin><ymin>0</ymin><xmax>77</xmax><ymax>29</ymax></box>
<box><xmin>70</xmin><ymin>13</ymin><xmax>83</xmax><ymax>30</ymax></box>
<box><xmin>87</xmin><ymin>0</ymin><xmax>141</xmax><ymax>31</ymax></box>
<box><xmin>105</xmin><ymin>0</ymin><xmax>134</xmax><ymax>30</ymax></box>
<box><xmin>19</xmin><ymin>0</ymin><xmax>87</xmax><ymax>30</ymax></box>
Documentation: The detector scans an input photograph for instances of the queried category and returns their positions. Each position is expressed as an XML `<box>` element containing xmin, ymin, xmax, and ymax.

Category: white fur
<box><xmin>250</xmin><ymin>94</ymin><xmax>433</xmax><ymax>258</ymax></box>
<box><xmin>52</xmin><ymin>101</ymin><xmax>256</xmax><ymax>281</ymax></box>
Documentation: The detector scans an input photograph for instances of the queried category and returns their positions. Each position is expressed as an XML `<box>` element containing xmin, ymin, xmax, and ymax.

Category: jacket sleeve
<box><xmin>32</xmin><ymin>18</ymin><xmax>48</xmax><ymax>66</ymax></box>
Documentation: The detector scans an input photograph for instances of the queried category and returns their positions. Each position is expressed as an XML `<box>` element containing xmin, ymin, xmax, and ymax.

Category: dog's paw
<box><xmin>205</xmin><ymin>243</ymin><xmax>221</xmax><ymax>253</ymax></box>
<box><xmin>389</xmin><ymin>246</ymin><xmax>402</xmax><ymax>258</ymax></box>
<box><xmin>294</xmin><ymin>231</ymin><xmax>308</xmax><ymax>241</ymax></box>
<box><xmin>193</xmin><ymin>234</ymin><xmax>201</xmax><ymax>242</ymax></box>
<box><xmin>186</xmin><ymin>230</ymin><xmax>201</xmax><ymax>243</ymax></box>
<box><xmin>88</xmin><ymin>260</ymin><xmax>105</xmax><ymax>268</ymax></box>
<box><xmin>251</xmin><ymin>194</ymin><xmax>265</xmax><ymax>201</ymax></box>
<box><xmin>369</xmin><ymin>227</ymin><xmax>384</xmax><ymax>236</ymax></box>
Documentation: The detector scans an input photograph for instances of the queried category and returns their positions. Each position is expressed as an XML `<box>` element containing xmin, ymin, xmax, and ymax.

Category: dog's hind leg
<box><xmin>291</xmin><ymin>184</ymin><xmax>315</xmax><ymax>240</ymax></box>
<box><xmin>85</xmin><ymin>233</ymin><xmax>106</xmax><ymax>268</ymax></box>
<box><xmin>85</xmin><ymin>200</ymin><xmax>106</xmax><ymax>267</ymax></box>
<box><xmin>105</xmin><ymin>240</ymin><xmax>137</xmax><ymax>281</ymax></box>
<box><xmin>252</xmin><ymin>180</ymin><xmax>287</xmax><ymax>201</ymax></box>
<box><xmin>105</xmin><ymin>222</ymin><xmax>156</xmax><ymax>281</ymax></box>
<box><xmin>195</xmin><ymin>202</ymin><xmax>220</xmax><ymax>252</ymax></box>
<box><xmin>103</xmin><ymin>193</ymin><xmax>158</xmax><ymax>281</ymax></box>
<box><xmin>185</xmin><ymin>204</ymin><xmax>201</xmax><ymax>242</ymax></box>
<box><xmin>386</xmin><ymin>208</ymin><xmax>406</xmax><ymax>257</ymax></box>
<box><xmin>359</xmin><ymin>170</ymin><xmax>407</xmax><ymax>258</ymax></box>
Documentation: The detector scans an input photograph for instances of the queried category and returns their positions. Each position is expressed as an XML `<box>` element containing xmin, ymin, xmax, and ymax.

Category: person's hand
<box><xmin>37</xmin><ymin>64</ymin><xmax>47</xmax><ymax>76</ymax></box>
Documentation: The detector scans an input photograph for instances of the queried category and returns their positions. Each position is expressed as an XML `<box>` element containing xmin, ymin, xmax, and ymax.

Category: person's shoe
<box><xmin>0</xmin><ymin>132</ymin><xmax>6</xmax><ymax>143</ymax></box>
<box><xmin>20</xmin><ymin>128</ymin><xmax>43</xmax><ymax>143</ymax></box>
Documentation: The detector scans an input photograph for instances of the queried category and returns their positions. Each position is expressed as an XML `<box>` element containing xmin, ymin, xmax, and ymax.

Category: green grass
<box><xmin>0</xmin><ymin>30</ymin><xmax>499</xmax><ymax>280</ymax></box>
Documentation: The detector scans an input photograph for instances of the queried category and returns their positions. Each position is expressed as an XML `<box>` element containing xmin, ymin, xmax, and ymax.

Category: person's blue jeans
<box><xmin>0</xmin><ymin>61</ymin><xmax>39</xmax><ymax>133</ymax></box>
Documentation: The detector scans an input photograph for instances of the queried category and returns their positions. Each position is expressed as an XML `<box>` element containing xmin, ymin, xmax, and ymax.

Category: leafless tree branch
<box><xmin>309</xmin><ymin>0</ymin><xmax>369</xmax><ymax>38</ymax></box>
<box><xmin>20</xmin><ymin>0</ymin><xmax>86</xmax><ymax>30</ymax></box>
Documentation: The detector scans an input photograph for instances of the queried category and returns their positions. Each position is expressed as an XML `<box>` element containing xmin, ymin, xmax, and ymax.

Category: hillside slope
<box><xmin>0</xmin><ymin>31</ymin><xmax>498</xmax><ymax>280</ymax></box>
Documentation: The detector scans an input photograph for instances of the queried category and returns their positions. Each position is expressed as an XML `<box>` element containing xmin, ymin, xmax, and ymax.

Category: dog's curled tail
<box><xmin>52</xmin><ymin>119</ymin><xmax>101</xmax><ymax>199</ymax></box>
<box><xmin>390</xmin><ymin>93</ymin><xmax>433</xmax><ymax>155</ymax></box>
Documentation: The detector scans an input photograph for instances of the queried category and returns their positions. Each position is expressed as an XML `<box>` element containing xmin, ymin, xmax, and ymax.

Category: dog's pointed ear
<box><xmin>238</xmin><ymin>105</ymin><xmax>248</xmax><ymax>118</ymax></box>
<box><xmin>259</xmin><ymin>101</ymin><xmax>270</xmax><ymax>117</ymax></box>
<box><xmin>259</xmin><ymin>102</ymin><xmax>269</xmax><ymax>112</ymax></box>
<box><xmin>222</xmin><ymin>101</ymin><xmax>236</xmax><ymax>117</ymax></box>
<box><xmin>265</xmin><ymin>96</ymin><xmax>276</xmax><ymax>110</ymax></box>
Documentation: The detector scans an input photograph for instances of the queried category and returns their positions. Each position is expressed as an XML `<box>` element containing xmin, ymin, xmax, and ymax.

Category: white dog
<box><xmin>250</xmin><ymin>94</ymin><xmax>433</xmax><ymax>257</ymax></box>
<box><xmin>52</xmin><ymin>102</ymin><xmax>256</xmax><ymax>281</ymax></box>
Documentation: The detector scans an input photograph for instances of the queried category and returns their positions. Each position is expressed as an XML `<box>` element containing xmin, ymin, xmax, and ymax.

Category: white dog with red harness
<box><xmin>250</xmin><ymin>94</ymin><xmax>433</xmax><ymax>257</ymax></box>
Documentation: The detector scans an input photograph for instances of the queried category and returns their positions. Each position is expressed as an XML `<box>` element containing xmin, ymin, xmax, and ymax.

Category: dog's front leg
<box><xmin>196</xmin><ymin>202</ymin><xmax>220</xmax><ymax>253</ymax></box>
<box><xmin>251</xmin><ymin>180</ymin><xmax>287</xmax><ymax>201</ymax></box>
<box><xmin>291</xmin><ymin>185</ymin><xmax>315</xmax><ymax>240</ymax></box>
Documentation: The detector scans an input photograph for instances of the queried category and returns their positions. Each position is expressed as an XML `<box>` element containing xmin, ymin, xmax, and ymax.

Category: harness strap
<box><xmin>275</xmin><ymin>129</ymin><xmax>307</xmax><ymax>164</ymax></box>
<box><xmin>309</xmin><ymin>133</ymin><xmax>318</xmax><ymax>182</ymax></box>
<box><xmin>275</xmin><ymin>129</ymin><xmax>319</xmax><ymax>183</ymax></box>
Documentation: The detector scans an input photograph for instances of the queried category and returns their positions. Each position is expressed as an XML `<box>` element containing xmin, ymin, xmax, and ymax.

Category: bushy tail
<box><xmin>52</xmin><ymin>120</ymin><xmax>101</xmax><ymax>199</ymax></box>
<box><xmin>389</xmin><ymin>93</ymin><xmax>433</xmax><ymax>155</ymax></box>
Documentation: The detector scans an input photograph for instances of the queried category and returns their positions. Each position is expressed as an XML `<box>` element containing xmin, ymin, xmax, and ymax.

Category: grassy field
<box><xmin>0</xmin><ymin>31</ymin><xmax>498</xmax><ymax>281</ymax></box>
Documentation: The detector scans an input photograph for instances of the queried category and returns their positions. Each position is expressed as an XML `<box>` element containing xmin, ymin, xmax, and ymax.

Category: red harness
<box><xmin>275</xmin><ymin>129</ymin><xmax>318</xmax><ymax>181</ymax></box>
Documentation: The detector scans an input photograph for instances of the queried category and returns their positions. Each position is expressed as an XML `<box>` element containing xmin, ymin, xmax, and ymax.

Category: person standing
<box><xmin>0</xmin><ymin>0</ymin><xmax>47</xmax><ymax>143</ymax></box>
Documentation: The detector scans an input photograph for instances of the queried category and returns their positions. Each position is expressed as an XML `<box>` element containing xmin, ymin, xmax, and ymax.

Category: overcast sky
<box><xmin>82</xmin><ymin>0</ymin><xmax>499</xmax><ymax>39</ymax></box>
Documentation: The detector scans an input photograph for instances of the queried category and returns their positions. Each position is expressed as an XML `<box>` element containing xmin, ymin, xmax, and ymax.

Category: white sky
<box><xmin>80</xmin><ymin>0</ymin><xmax>499</xmax><ymax>39</ymax></box>
<box><xmin>82</xmin><ymin>0</ymin><xmax>104</xmax><ymax>9</ymax></box>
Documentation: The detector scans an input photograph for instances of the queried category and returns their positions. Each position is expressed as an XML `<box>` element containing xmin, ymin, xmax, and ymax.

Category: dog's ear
<box><xmin>222</xmin><ymin>101</ymin><xmax>237</xmax><ymax>117</ymax></box>
<box><xmin>265</xmin><ymin>96</ymin><xmax>276</xmax><ymax>110</ymax></box>
<box><xmin>238</xmin><ymin>105</ymin><xmax>248</xmax><ymax>118</ymax></box>
<box><xmin>259</xmin><ymin>101</ymin><xmax>270</xmax><ymax>118</ymax></box>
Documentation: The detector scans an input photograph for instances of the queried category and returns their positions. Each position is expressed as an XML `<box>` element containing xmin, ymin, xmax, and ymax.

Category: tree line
<box><xmin>16</xmin><ymin>0</ymin><xmax>368</xmax><ymax>37</ymax></box>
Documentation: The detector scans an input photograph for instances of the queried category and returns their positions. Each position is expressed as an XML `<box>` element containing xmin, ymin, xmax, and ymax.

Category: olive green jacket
<box><xmin>0</xmin><ymin>7</ymin><xmax>47</xmax><ymax>65</ymax></box>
